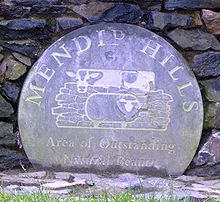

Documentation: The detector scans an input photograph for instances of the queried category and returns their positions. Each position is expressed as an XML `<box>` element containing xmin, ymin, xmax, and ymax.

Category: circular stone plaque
<box><xmin>19</xmin><ymin>23</ymin><xmax>203</xmax><ymax>176</ymax></box>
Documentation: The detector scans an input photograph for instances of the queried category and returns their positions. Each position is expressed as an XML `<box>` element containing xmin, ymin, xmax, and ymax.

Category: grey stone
<box><xmin>0</xmin><ymin>19</ymin><xmax>49</xmax><ymax>40</ymax></box>
<box><xmin>0</xmin><ymin>147</ymin><xmax>29</xmax><ymax>171</ymax></box>
<box><xmin>42</xmin><ymin>180</ymin><xmax>87</xmax><ymax>189</ymax></box>
<box><xmin>0</xmin><ymin>18</ymin><xmax>46</xmax><ymax>31</ymax></box>
<box><xmin>165</xmin><ymin>0</ymin><xmax>220</xmax><ymax>10</ymax></box>
<box><xmin>144</xmin><ymin>11</ymin><xmax>202</xmax><ymax>30</ymax></box>
<box><xmin>0</xmin><ymin>94</ymin><xmax>13</xmax><ymax>117</ymax></box>
<box><xmin>200</xmin><ymin>77</ymin><xmax>220</xmax><ymax>102</ymax></box>
<box><xmin>101</xmin><ymin>3</ymin><xmax>143</xmax><ymax>24</ymax></box>
<box><xmin>1</xmin><ymin>81</ymin><xmax>20</xmax><ymax>103</ymax></box>
<box><xmin>0</xmin><ymin>46</ymin><xmax>3</xmax><ymax>52</ymax></box>
<box><xmin>67</xmin><ymin>0</ymin><xmax>89</xmax><ymax>4</ymax></box>
<box><xmin>204</xmin><ymin>102</ymin><xmax>220</xmax><ymax>129</ymax></box>
<box><xmin>0</xmin><ymin>54</ymin><xmax>4</xmax><ymax>62</ymax></box>
<box><xmin>193</xmin><ymin>51</ymin><xmax>220</xmax><ymax>78</ymax></box>
<box><xmin>19</xmin><ymin>171</ymin><xmax>47</xmax><ymax>179</ymax></box>
<box><xmin>56</xmin><ymin>17</ymin><xmax>83</xmax><ymax>31</ymax></box>
<box><xmin>12</xmin><ymin>52</ymin><xmax>32</xmax><ymax>66</ymax></box>
<box><xmin>168</xmin><ymin>28</ymin><xmax>220</xmax><ymax>51</ymax></box>
<box><xmin>31</xmin><ymin>5</ymin><xmax>68</xmax><ymax>15</ymax></box>
<box><xmin>193</xmin><ymin>130</ymin><xmax>220</xmax><ymax>166</ymax></box>
<box><xmin>0</xmin><ymin>122</ymin><xmax>15</xmax><ymax>146</ymax></box>
<box><xmin>2</xmin><ymin>40</ymin><xmax>40</xmax><ymax>58</ymax></box>
<box><xmin>69</xmin><ymin>2</ymin><xmax>114</xmax><ymax>23</ymax></box>
<box><xmin>12</xmin><ymin>0</ymin><xmax>59</xmax><ymax>6</ymax></box>
<box><xmin>19</xmin><ymin>23</ymin><xmax>203</xmax><ymax>176</ymax></box>
<box><xmin>0</xmin><ymin>60</ymin><xmax>6</xmax><ymax>83</ymax></box>
<box><xmin>0</xmin><ymin>4</ymin><xmax>30</xmax><ymax>18</ymax></box>
<box><xmin>202</xmin><ymin>10</ymin><xmax>220</xmax><ymax>36</ymax></box>
<box><xmin>5</xmin><ymin>54</ymin><xmax>27</xmax><ymax>80</ymax></box>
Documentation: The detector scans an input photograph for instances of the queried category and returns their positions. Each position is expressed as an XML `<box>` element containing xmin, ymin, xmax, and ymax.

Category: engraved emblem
<box><xmin>52</xmin><ymin>69</ymin><xmax>173</xmax><ymax>131</ymax></box>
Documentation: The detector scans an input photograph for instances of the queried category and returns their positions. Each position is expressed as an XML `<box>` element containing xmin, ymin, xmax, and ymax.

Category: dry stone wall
<box><xmin>0</xmin><ymin>0</ymin><xmax>220</xmax><ymax>176</ymax></box>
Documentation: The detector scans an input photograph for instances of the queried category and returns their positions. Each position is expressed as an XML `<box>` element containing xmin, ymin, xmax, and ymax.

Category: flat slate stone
<box><xmin>18</xmin><ymin>23</ymin><xmax>203</xmax><ymax>176</ymax></box>
<box><xmin>202</xmin><ymin>10</ymin><xmax>220</xmax><ymax>36</ymax></box>
<box><xmin>193</xmin><ymin>51</ymin><xmax>220</xmax><ymax>78</ymax></box>
<box><xmin>145</xmin><ymin>11</ymin><xmax>202</xmax><ymax>30</ymax></box>
<box><xmin>0</xmin><ymin>94</ymin><xmax>13</xmax><ymax>117</ymax></box>
<box><xmin>168</xmin><ymin>28</ymin><xmax>220</xmax><ymax>51</ymax></box>
<box><xmin>165</xmin><ymin>0</ymin><xmax>220</xmax><ymax>10</ymax></box>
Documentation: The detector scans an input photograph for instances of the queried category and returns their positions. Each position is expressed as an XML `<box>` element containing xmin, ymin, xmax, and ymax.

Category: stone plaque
<box><xmin>18</xmin><ymin>23</ymin><xmax>203</xmax><ymax>176</ymax></box>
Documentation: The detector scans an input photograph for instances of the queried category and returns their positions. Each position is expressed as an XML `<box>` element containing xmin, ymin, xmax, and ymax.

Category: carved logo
<box><xmin>52</xmin><ymin>69</ymin><xmax>173</xmax><ymax>131</ymax></box>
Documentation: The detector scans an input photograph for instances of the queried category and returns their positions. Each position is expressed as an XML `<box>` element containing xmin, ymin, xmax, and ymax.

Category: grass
<box><xmin>0</xmin><ymin>190</ymin><xmax>219</xmax><ymax>202</ymax></box>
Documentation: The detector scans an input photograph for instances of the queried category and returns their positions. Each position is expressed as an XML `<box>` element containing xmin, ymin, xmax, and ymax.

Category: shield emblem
<box><xmin>116</xmin><ymin>94</ymin><xmax>140</xmax><ymax>121</ymax></box>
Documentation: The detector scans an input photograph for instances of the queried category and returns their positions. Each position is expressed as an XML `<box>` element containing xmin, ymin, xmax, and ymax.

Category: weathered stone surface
<box><xmin>66</xmin><ymin>0</ymin><xmax>89</xmax><ymax>4</ymax></box>
<box><xmin>1</xmin><ymin>171</ymin><xmax>220</xmax><ymax>200</ymax></box>
<box><xmin>204</xmin><ymin>102</ymin><xmax>220</xmax><ymax>129</ymax></box>
<box><xmin>0</xmin><ymin>60</ymin><xmax>6</xmax><ymax>83</ymax></box>
<box><xmin>2</xmin><ymin>40</ymin><xmax>40</xmax><ymax>58</ymax></box>
<box><xmin>0</xmin><ymin>4</ymin><xmax>30</xmax><ymax>18</ymax></box>
<box><xmin>193</xmin><ymin>51</ymin><xmax>220</xmax><ymax>78</ymax></box>
<box><xmin>12</xmin><ymin>0</ymin><xmax>60</xmax><ymax>6</ymax></box>
<box><xmin>5</xmin><ymin>55</ymin><xmax>27</xmax><ymax>80</ymax></box>
<box><xmin>56</xmin><ymin>17</ymin><xmax>83</xmax><ymax>31</ymax></box>
<box><xmin>202</xmin><ymin>10</ymin><xmax>220</xmax><ymax>36</ymax></box>
<box><xmin>165</xmin><ymin>0</ymin><xmax>220</xmax><ymax>10</ymax></box>
<box><xmin>168</xmin><ymin>29</ymin><xmax>220</xmax><ymax>51</ymax></box>
<box><xmin>0</xmin><ymin>18</ymin><xmax>46</xmax><ymax>31</ymax></box>
<box><xmin>0</xmin><ymin>122</ymin><xmax>15</xmax><ymax>146</ymax></box>
<box><xmin>31</xmin><ymin>5</ymin><xmax>68</xmax><ymax>15</ymax></box>
<box><xmin>200</xmin><ymin>77</ymin><xmax>220</xmax><ymax>102</ymax></box>
<box><xmin>0</xmin><ymin>18</ymin><xmax>49</xmax><ymax>40</ymax></box>
<box><xmin>12</xmin><ymin>52</ymin><xmax>32</xmax><ymax>66</ymax></box>
<box><xmin>69</xmin><ymin>2</ymin><xmax>114</xmax><ymax>23</ymax></box>
<box><xmin>0</xmin><ymin>148</ymin><xmax>29</xmax><ymax>171</ymax></box>
<box><xmin>187</xmin><ymin>162</ymin><xmax>220</xmax><ymax>177</ymax></box>
<box><xmin>19</xmin><ymin>23</ymin><xmax>203</xmax><ymax>176</ymax></box>
<box><xmin>101</xmin><ymin>3</ymin><xmax>143</xmax><ymax>24</ymax></box>
<box><xmin>193</xmin><ymin>130</ymin><xmax>220</xmax><ymax>166</ymax></box>
<box><xmin>0</xmin><ymin>46</ymin><xmax>3</xmax><ymax>52</ymax></box>
<box><xmin>144</xmin><ymin>11</ymin><xmax>202</xmax><ymax>30</ymax></box>
<box><xmin>0</xmin><ymin>54</ymin><xmax>4</xmax><ymax>62</ymax></box>
<box><xmin>1</xmin><ymin>81</ymin><xmax>20</xmax><ymax>103</ymax></box>
<box><xmin>0</xmin><ymin>94</ymin><xmax>13</xmax><ymax>117</ymax></box>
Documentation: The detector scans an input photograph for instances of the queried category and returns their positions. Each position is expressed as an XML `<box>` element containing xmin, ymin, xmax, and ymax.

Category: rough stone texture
<box><xmin>2</xmin><ymin>40</ymin><xmax>41</xmax><ymax>58</ymax></box>
<box><xmin>202</xmin><ymin>10</ymin><xmax>220</xmax><ymax>36</ymax></box>
<box><xmin>144</xmin><ymin>11</ymin><xmax>202</xmax><ymax>30</ymax></box>
<box><xmin>31</xmin><ymin>5</ymin><xmax>69</xmax><ymax>15</ymax></box>
<box><xmin>4</xmin><ymin>54</ymin><xmax>27</xmax><ymax>80</ymax></box>
<box><xmin>12</xmin><ymin>52</ymin><xmax>32</xmax><ymax>67</ymax></box>
<box><xmin>200</xmin><ymin>77</ymin><xmax>220</xmax><ymax>102</ymax></box>
<box><xmin>0</xmin><ymin>54</ymin><xmax>4</xmax><ymax>62</ymax></box>
<box><xmin>69</xmin><ymin>2</ymin><xmax>115</xmax><ymax>23</ymax></box>
<box><xmin>0</xmin><ymin>94</ymin><xmax>14</xmax><ymax>117</ymax></box>
<box><xmin>193</xmin><ymin>130</ymin><xmax>220</xmax><ymax>166</ymax></box>
<box><xmin>204</xmin><ymin>103</ymin><xmax>220</xmax><ymax>129</ymax></box>
<box><xmin>101</xmin><ymin>3</ymin><xmax>143</xmax><ymax>24</ymax></box>
<box><xmin>0</xmin><ymin>122</ymin><xmax>15</xmax><ymax>146</ymax></box>
<box><xmin>165</xmin><ymin>0</ymin><xmax>220</xmax><ymax>10</ymax></box>
<box><xmin>168</xmin><ymin>29</ymin><xmax>220</xmax><ymax>50</ymax></box>
<box><xmin>193</xmin><ymin>51</ymin><xmax>220</xmax><ymax>78</ymax></box>
<box><xmin>0</xmin><ymin>18</ymin><xmax>49</xmax><ymax>40</ymax></box>
<box><xmin>0</xmin><ymin>81</ymin><xmax>20</xmax><ymax>103</ymax></box>
<box><xmin>11</xmin><ymin>0</ymin><xmax>60</xmax><ymax>6</ymax></box>
<box><xmin>0</xmin><ymin>60</ymin><xmax>6</xmax><ymax>83</ymax></box>
<box><xmin>56</xmin><ymin>17</ymin><xmax>83</xmax><ymax>31</ymax></box>
<box><xmin>1</xmin><ymin>171</ymin><xmax>220</xmax><ymax>200</ymax></box>
<box><xmin>0</xmin><ymin>4</ymin><xmax>31</xmax><ymax>18</ymax></box>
